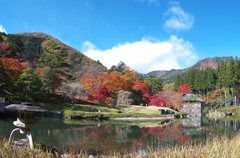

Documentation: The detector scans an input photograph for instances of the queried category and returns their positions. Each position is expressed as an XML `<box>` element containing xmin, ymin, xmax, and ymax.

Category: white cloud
<box><xmin>164</xmin><ymin>2</ymin><xmax>194</xmax><ymax>31</ymax></box>
<box><xmin>82</xmin><ymin>36</ymin><xmax>198</xmax><ymax>74</ymax></box>
<box><xmin>0</xmin><ymin>25</ymin><xmax>7</xmax><ymax>34</ymax></box>
<box><xmin>82</xmin><ymin>41</ymin><xmax>97</xmax><ymax>52</ymax></box>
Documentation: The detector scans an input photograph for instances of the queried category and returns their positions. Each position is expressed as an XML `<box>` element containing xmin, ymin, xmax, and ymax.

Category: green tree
<box><xmin>226</xmin><ymin>58</ymin><xmax>236</xmax><ymax>90</ymax></box>
<box><xmin>38</xmin><ymin>40</ymin><xmax>68</xmax><ymax>69</ymax></box>
<box><xmin>146</xmin><ymin>74</ymin><xmax>163</xmax><ymax>94</ymax></box>
<box><xmin>10</xmin><ymin>36</ymin><xmax>24</xmax><ymax>52</ymax></box>
<box><xmin>201</xmin><ymin>68</ymin><xmax>217</xmax><ymax>95</ymax></box>
<box><xmin>234</xmin><ymin>59</ymin><xmax>240</xmax><ymax>89</ymax></box>
<box><xmin>173</xmin><ymin>74</ymin><xmax>183</xmax><ymax>91</ymax></box>
<box><xmin>184</xmin><ymin>69</ymin><xmax>197</xmax><ymax>89</ymax></box>
<box><xmin>193</xmin><ymin>69</ymin><xmax>203</xmax><ymax>94</ymax></box>
<box><xmin>15</xmin><ymin>68</ymin><xmax>43</xmax><ymax>101</ymax></box>
<box><xmin>39</xmin><ymin>66</ymin><xmax>55</xmax><ymax>95</ymax></box>
<box><xmin>217</xmin><ymin>60</ymin><xmax>228</xmax><ymax>88</ymax></box>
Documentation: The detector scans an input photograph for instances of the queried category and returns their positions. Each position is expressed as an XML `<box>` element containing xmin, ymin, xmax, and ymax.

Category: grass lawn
<box><xmin>34</xmin><ymin>103</ymin><xmax>180</xmax><ymax>119</ymax></box>
<box><xmin>209</xmin><ymin>106</ymin><xmax>240</xmax><ymax>115</ymax></box>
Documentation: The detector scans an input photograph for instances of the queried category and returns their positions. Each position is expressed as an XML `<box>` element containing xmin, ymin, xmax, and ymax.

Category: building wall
<box><xmin>180</xmin><ymin>102</ymin><xmax>202</xmax><ymax>127</ymax></box>
<box><xmin>181</xmin><ymin>102</ymin><xmax>202</xmax><ymax>117</ymax></box>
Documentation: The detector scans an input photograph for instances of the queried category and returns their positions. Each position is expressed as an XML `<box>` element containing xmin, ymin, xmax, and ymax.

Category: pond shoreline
<box><xmin>110</xmin><ymin>116</ymin><xmax>174</xmax><ymax>121</ymax></box>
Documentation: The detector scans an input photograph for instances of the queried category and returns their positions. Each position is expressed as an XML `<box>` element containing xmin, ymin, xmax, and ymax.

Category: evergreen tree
<box><xmin>234</xmin><ymin>60</ymin><xmax>240</xmax><ymax>87</ymax></box>
<box><xmin>10</xmin><ymin>36</ymin><xmax>24</xmax><ymax>52</ymax></box>
<box><xmin>217</xmin><ymin>61</ymin><xmax>228</xmax><ymax>88</ymax></box>
<box><xmin>38</xmin><ymin>40</ymin><xmax>68</xmax><ymax>69</ymax></box>
<box><xmin>146</xmin><ymin>74</ymin><xmax>163</xmax><ymax>94</ymax></box>
<box><xmin>193</xmin><ymin>69</ymin><xmax>203</xmax><ymax>94</ymax></box>
<box><xmin>39</xmin><ymin>66</ymin><xmax>55</xmax><ymax>95</ymax></box>
<box><xmin>184</xmin><ymin>70</ymin><xmax>196</xmax><ymax>89</ymax></box>
<box><xmin>173</xmin><ymin>74</ymin><xmax>183</xmax><ymax>91</ymax></box>
<box><xmin>15</xmin><ymin>68</ymin><xmax>43</xmax><ymax>101</ymax></box>
<box><xmin>226</xmin><ymin>58</ymin><xmax>236</xmax><ymax>90</ymax></box>
<box><xmin>204</xmin><ymin>67</ymin><xmax>217</xmax><ymax>93</ymax></box>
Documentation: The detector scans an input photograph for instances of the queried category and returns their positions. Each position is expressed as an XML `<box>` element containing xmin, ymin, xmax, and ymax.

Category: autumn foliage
<box><xmin>158</xmin><ymin>91</ymin><xmax>183</xmax><ymax>109</ymax></box>
<box><xmin>0</xmin><ymin>58</ymin><xmax>29</xmax><ymax>88</ymax></box>
<box><xmin>88</xmin><ymin>87</ymin><xmax>110</xmax><ymax>105</ymax></box>
<box><xmin>80</xmin><ymin>72</ymin><xmax>134</xmax><ymax>105</ymax></box>
<box><xmin>148</xmin><ymin>94</ymin><xmax>166</xmax><ymax>107</ymax></box>
<box><xmin>133</xmin><ymin>81</ymin><xmax>151</xmax><ymax>101</ymax></box>
<box><xmin>178</xmin><ymin>84</ymin><xmax>193</xmax><ymax>95</ymax></box>
<box><xmin>148</xmin><ymin>90</ymin><xmax>183</xmax><ymax>109</ymax></box>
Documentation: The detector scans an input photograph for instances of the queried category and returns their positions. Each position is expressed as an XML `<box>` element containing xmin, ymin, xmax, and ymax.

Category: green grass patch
<box><xmin>209</xmin><ymin>106</ymin><xmax>240</xmax><ymax>116</ymax></box>
<box><xmin>35</xmin><ymin>103</ymin><xmax>121</xmax><ymax>113</ymax></box>
<box><xmin>33</xmin><ymin>103</ymin><xmax>180</xmax><ymax>120</ymax></box>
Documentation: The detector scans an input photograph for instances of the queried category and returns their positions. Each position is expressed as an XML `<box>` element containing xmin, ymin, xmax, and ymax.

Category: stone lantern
<box><xmin>5</xmin><ymin>104</ymin><xmax>47</xmax><ymax>148</ymax></box>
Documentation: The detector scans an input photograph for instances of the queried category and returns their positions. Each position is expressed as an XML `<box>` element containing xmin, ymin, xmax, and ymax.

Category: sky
<box><xmin>1</xmin><ymin>0</ymin><xmax>240</xmax><ymax>74</ymax></box>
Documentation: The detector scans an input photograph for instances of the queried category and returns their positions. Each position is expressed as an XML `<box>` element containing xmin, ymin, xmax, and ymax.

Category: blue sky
<box><xmin>1</xmin><ymin>0</ymin><xmax>240</xmax><ymax>73</ymax></box>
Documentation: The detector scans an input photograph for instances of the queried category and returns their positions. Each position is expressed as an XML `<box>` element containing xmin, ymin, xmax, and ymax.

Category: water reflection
<box><xmin>1</xmin><ymin>116</ymin><xmax>240</xmax><ymax>155</ymax></box>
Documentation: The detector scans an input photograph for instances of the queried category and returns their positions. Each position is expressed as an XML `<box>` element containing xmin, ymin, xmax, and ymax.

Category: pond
<box><xmin>1</xmin><ymin>116</ymin><xmax>240</xmax><ymax>155</ymax></box>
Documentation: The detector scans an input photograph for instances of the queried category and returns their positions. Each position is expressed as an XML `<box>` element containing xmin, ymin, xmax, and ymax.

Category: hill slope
<box><xmin>1</xmin><ymin>32</ymin><xmax>107</xmax><ymax>80</ymax></box>
<box><xmin>144</xmin><ymin>57</ymin><xmax>233</xmax><ymax>84</ymax></box>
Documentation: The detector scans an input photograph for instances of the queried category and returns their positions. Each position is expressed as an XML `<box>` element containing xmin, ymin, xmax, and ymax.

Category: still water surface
<box><xmin>1</xmin><ymin>116</ymin><xmax>240</xmax><ymax>155</ymax></box>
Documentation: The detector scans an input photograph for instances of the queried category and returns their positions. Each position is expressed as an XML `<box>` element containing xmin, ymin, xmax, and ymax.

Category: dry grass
<box><xmin>1</xmin><ymin>133</ymin><xmax>240</xmax><ymax>158</ymax></box>
<box><xmin>148</xmin><ymin>134</ymin><xmax>240</xmax><ymax>158</ymax></box>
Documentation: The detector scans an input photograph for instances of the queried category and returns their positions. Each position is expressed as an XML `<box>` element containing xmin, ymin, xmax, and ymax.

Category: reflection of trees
<box><xmin>81</xmin><ymin>125</ymin><xmax>132</xmax><ymax>154</ymax></box>
<box><xmin>131</xmin><ymin>128</ymin><xmax>149</xmax><ymax>148</ymax></box>
<box><xmin>115</xmin><ymin>126</ymin><xmax>131</xmax><ymax>143</ymax></box>
<box><xmin>10</xmin><ymin>117</ymin><xmax>240</xmax><ymax>156</ymax></box>
<box><xmin>147</xmin><ymin>122</ymin><xmax>192</xmax><ymax>144</ymax></box>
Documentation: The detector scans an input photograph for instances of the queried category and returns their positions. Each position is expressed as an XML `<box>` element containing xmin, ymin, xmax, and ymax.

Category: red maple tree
<box><xmin>178</xmin><ymin>84</ymin><xmax>193</xmax><ymax>95</ymax></box>
<box><xmin>148</xmin><ymin>94</ymin><xmax>166</xmax><ymax>107</ymax></box>
<box><xmin>88</xmin><ymin>87</ymin><xmax>110</xmax><ymax>105</ymax></box>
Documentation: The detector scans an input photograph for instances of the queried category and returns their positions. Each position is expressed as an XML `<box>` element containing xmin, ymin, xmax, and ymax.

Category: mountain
<box><xmin>144</xmin><ymin>57</ymin><xmax>233</xmax><ymax>84</ymax></box>
<box><xmin>0</xmin><ymin>32</ymin><xmax>107</xmax><ymax>80</ymax></box>
<box><xmin>0</xmin><ymin>32</ymin><xmax>234</xmax><ymax>83</ymax></box>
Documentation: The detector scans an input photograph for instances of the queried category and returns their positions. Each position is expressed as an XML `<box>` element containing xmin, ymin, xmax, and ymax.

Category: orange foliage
<box><xmin>1</xmin><ymin>58</ymin><xmax>27</xmax><ymax>75</ymax></box>
<box><xmin>133</xmin><ymin>81</ymin><xmax>151</xmax><ymax>101</ymax></box>
<box><xmin>80</xmin><ymin>73</ymin><xmax>102</xmax><ymax>91</ymax></box>
<box><xmin>158</xmin><ymin>91</ymin><xmax>183</xmax><ymax>109</ymax></box>
<box><xmin>99</xmin><ymin>72</ymin><xmax>133</xmax><ymax>98</ymax></box>
<box><xmin>0</xmin><ymin>58</ymin><xmax>29</xmax><ymax>88</ymax></box>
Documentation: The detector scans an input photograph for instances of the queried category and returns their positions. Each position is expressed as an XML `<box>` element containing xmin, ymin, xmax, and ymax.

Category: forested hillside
<box><xmin>0</xmin><ymin>32</ymin><xmax>108</xmax><ymax>102</ymax></box>
<box><xmin>173</xmin><ymin>58</ymin><xmax>240</xmax><ymax>99</ymax></box>
<box><xmin>144</xmin><ymin>57</ymin><xmax>233</xmax><ymax>84</ymax></box>
<box><xmin>0</xmin><ymin>32</ymin><xmax>107</xmax><ymax>79</ymax></box>
<box><xmin>1</xmin><ymin>31</ymin><xmax>240</xmax><ymax>107</ymax></box>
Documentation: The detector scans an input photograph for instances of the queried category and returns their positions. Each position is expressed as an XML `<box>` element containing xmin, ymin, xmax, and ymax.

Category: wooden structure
<box><xmin>5</xmin><ymin>104</ymin><xmax>47</xmax><ymax>148</ymax></box>
<box><xmin>0</xmin><ymin>88</ymin><xmax>14</xmax><ymax>113</ymax></box>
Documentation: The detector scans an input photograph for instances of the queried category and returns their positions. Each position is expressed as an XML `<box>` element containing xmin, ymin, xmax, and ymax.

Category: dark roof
<box><xmin>182</xmin><ymin>93</ymin><xmax>203</xmax><ymax>102</ymax></box>
<box><xmin>5</xmin><ymin>104</ymin><xmax>47</xmax><ymax>112</ymax></box>
<box><xmin>0</xmin><ymin>88</ymin><xmax>14</xmax><ymax>96</ymax></box>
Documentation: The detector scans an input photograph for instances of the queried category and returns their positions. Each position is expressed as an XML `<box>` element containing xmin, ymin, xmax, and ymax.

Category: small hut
<box><xmin>5</xmin><ymin>104</ymin><xmax>47</xmax><ymax>148</ymax></box>
<box><xmin>182</xmin><ymin>92</ymin><xmax>203</xmax><ymax>103</ymax></box>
